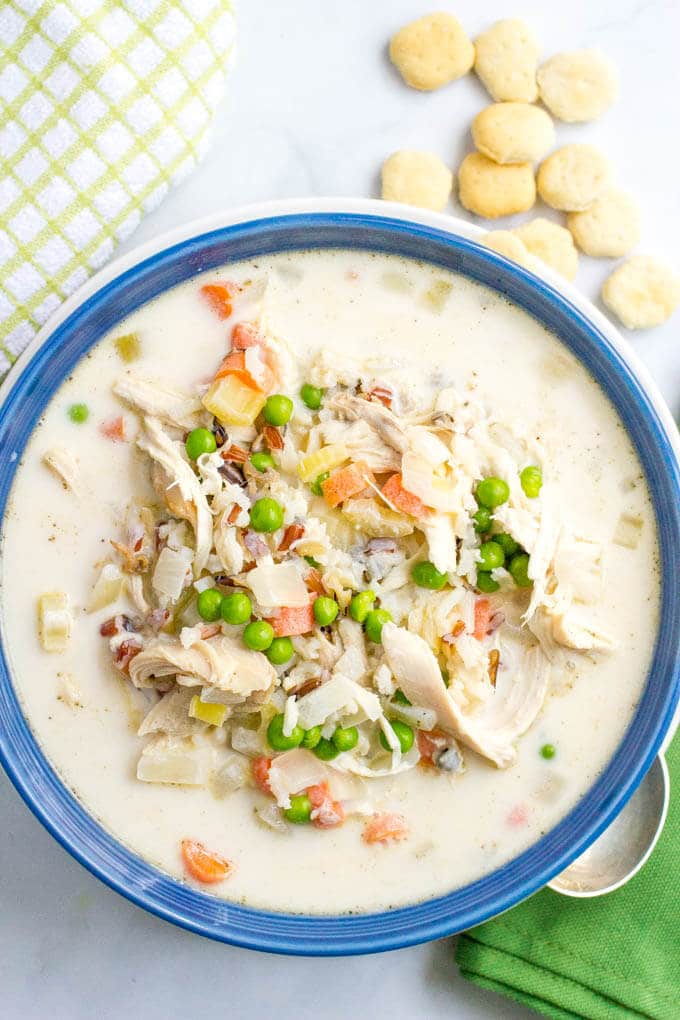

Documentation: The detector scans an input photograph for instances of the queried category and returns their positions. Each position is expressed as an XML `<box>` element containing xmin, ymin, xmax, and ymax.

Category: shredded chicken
<box><xmin>129</xmin><ymin>633</ymin><xmax>276</xmax><ymax>699</ymax></box>
<box><xmin>114</xmin><ymin>376</ymin><xmax>207</xmax><ymax>431</ymax></box>
<box><xmin>382</xmin><ymin>623</ymin><xmax>548</xmax><ymax>768</ymax></box>
<box><xmin>328</xmin><ymin>392</ymin><xmax>407</xmax><ymax>453</ymax></box>
<box><xmin>43</xmin><ymin>446</ymin><xmax>80</xmax><ymax>493</ymax></box>
<box><xmin>138</xmin><ymin>416</ymin><xmax>212</xmax><ymax>575</ymax></box>
<box><xmin>89</xmin><ymin>288</ymin><xmax>621</xmax><ymax>831</ymax></box>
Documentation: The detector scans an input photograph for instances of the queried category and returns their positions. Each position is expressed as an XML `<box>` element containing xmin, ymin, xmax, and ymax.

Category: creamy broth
<box><xmin>1</xmin><ymin>250</ymin><xmax>659</xmax><ymax>914</ymax></box>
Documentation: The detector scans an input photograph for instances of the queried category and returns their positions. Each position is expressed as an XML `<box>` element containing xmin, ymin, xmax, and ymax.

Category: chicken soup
<box><xmin>0</xmin><ymin>249</ymin><xmax>659</xmax><ymax>913</ymax></box>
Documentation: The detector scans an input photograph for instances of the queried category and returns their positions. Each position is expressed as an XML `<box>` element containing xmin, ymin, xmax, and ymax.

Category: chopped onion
<box><xmin>246</xmin><ymin>561</ymin><xmax>309</xmax><ymax>608</ymax></box>
<box><xmin>210</xmin><ymin>753</ymin><xmax>250</xmax><ymax>798</ymax></box>
<box><xmin>89</xmin><ymin>563</ymin><xmax>124</xmax><ymax>612</ymax></box>
<box><xmin>152</xmin><ymin>546</ymin><xmax>193</xmax><ymax>605</ymax></box>
<box><xmin>136</xmin><ymin>736</ymin><xmax>213</xmax><ymax>785</ymax></box>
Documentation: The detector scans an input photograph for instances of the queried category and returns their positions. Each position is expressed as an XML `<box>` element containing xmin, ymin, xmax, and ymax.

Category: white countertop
<box><xmin>2</xmin><ymin>2</ymin><xmax>679</xmax><ymax>1017</ymax></box>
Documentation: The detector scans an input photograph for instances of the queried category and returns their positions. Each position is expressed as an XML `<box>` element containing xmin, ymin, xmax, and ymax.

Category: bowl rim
<box><xmin>1</xmin><ymin>198</ymin><xmax>679</xmax><ymax>955</ymax></box>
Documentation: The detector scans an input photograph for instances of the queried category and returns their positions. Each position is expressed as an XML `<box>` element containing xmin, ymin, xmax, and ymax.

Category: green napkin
<box><xmin>456</xmin><ymin>737</ymin><xmax>678</xmax><ymax>1020</ymax></box>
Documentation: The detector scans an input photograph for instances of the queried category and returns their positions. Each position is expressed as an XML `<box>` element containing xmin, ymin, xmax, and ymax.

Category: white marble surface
<box><xmin>2</xmin><ymin>2</ymin><xmax>679</xmax><ymax>1017</ymax></box>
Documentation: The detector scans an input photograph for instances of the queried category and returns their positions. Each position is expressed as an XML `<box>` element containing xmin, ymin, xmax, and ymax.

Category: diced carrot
<box><xmin>227</xmin><ymin>504</ymin><xmax>242</xmax><ymax>525</ymax></box>
<box><xmin>279</xmin><ymin>523</ymin><xmax>305</xmax><ymax>552</ymax></box>
<box><xmin>201</xmin><ymin>283</ymin><xmax>234</xmax><ymax>320</ymax></box>
<box><xmin>307</xmin><ymin>782</ymin><xmax>345</xmax><ymax>829</ymax></box>
<box><xmin>473</xmin><ymin>598</ymin><xmax>492</xmax><ymax>641</ymax></box>
<box><xmin>180</xmin><ymin>838</ymin><xmax>232</xmax><ymax>884</ymax></box>
<box><xmin>267</xmin><ymin>603</ymin><xmax>315</xmax><ymax>637</ymax></box>
<box><xmin>232</xmin><ymin>321</ymin><xmax>262</xmax><ymax>349</ymax></box>
<box><xmin>251</xmin><ymin>756</ymin><xmax>273</xmax><ymax>795</ymax></box>
<box><xmin>214</xmin><ymin>349</ymin><xmax>276</xmax><ymax>394</ymax></box>
<box><xmin>381</xmin><ymin>473</ymin><xmax>427</xmax><ymax>519</ymax></box>
<box><xmin>362</xmin><ymin>812</ymin><xmax>409</xmax><ymax>845</ymax></box>
<box><xmin>214</xmin><ymin>351</ymin><xmax>256</xmax><ymax>386</ymax></box>
<box><xmin>100</xmin><ymin>416</ymin><xmax>126</xmax><ymax>442</ymax></box>
<box><xmin>321</xmin><ymin>461</ymin><xmax>375</xmax><ymax>508</ymax></box>
<box><xmin>416</xmin><ymin>728</ymin><xmax>449</xmax><ymax>767</ymax></box>
<box><xmin>507</xmin><ymin>804</ymin><xmax>528</xmax><ymax>828</ymax></box>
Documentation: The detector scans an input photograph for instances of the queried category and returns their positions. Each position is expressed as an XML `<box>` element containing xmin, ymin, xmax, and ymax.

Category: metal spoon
<box><xmin>549</xmin><ymin>754</ymin><xmax>669</xmax><ymax>897</ymax></box>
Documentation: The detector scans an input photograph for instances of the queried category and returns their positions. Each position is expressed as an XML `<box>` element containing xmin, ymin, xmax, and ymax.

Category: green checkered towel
<box><xmin>0</xmin><ymin>0</ymin><xmax>234</xmax><ymax>378</ymax></box>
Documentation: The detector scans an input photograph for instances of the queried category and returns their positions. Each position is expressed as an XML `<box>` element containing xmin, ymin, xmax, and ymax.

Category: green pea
<box><xmin>520</xmin><ymin>465</ymin><xmax>543</xmax><ymax>498</ymax></box>
<box><xmin>476</xmin><ymin>477</ymin><xmax>510</xmax><ymax>509</ymax></box>
<box><xmin>379</xmin><ymin>719</ymin><xmax>415</xmax><ymax>754</ymax></box>
<box><xmin>313</xmin><ymin>596</ymin><xmax>339</xmax><ymax>627</ymax></box>
<box><xmin>301</xmin><ymin>726</ymin><xmax>322</xmax><ymax>749</ymax></box>
<box><xmin>349</xmin><ymin>590</ymin><xmax>376</xmax><ymax>623</ymax></box>
<box><xmin>364</xmin><ymin>608</ymin><xmax>392</xmax><ymax>644</ymax></box>
<box><xmin>313</xmin><ymin>737</ymin><xmax>339</xmax><ymax>761</ymax></box>
<box><xmin>411</xmin><ymin>560</ymin><xmax>448</xmax><ymax>590</ymax></box>
<box><xmin>310</xmin><ymin>471</ymin><xmax>330</xmax><ymax>497</ymax></box>
<box><xmin>509</xmin><ymin>552</ymin><xmax>532</xmax><ymax>588</ymax></box>
<box><xmin>263</xmin><ymin>394</ymin><xmax>293</xmax><ymax>426</ymax></box>
<box><xmin>393</xmin><ymin>688</ymin><xmax>411</xmax><ymax>706</ymax></box>
<box><xmin>478</xmin><ymin>540</ymin><xmax>505</xmax><ymax>572</ymax></box>
<box><xmin>284</xmin><ymin>793</ymin><xmax>311</xmax><ymax>824</ymax></box>
<box><xmin>266</xmin><ymin>636</ymin><xmax>294</xmax><ymax>665</ymax></box>
<box><xmin>494</xmin><ymin>532</ymin><xmax>519</xmax><ymax>558</ymax></box>
<box><xmin>68</xmin><ymin>402</ymin><xmax>89</xmax><ymax>424</ymax></box>
<box><xmin>249</xmin><ymin>497</ymin><xmax>284</xmax><ymax>533</ymax></box>
<box><xmin>220</xmin><ymin>592</ymin><xmax>252</xmax><ymax>625</ymax></box>
<box><xmin>267</xmin><ymin>712</ymin><xmax>304</xmax><ymax>751</ymax></box>
<box><xmin>473</xmin><ymin>507</ymin><xmax>492</xmax><ymax>534</ymax></box>
<box><xmin>185</xmin><ymin>427</ymin><xmax>217</xmax><ymax>460</ymax></box>
<box><xmin>243</xmin><ymin>619</ymin><xmax>275</xmax><ymax>651</ymax></box>
<box><xmin>332</xmin><ymin>725</ymin><xmax>358</xmax><ymax>752</ymax></box>
<box><xmin>300</xmin><ymin>383</ymin><xmax>323</xmax><ymax>410</ymax></box>
<box><xmin>476</xmin><ymin>572</ymin><xmax>500</xmax><ymax>594</ymax></box>
<box><xmin>540</xmin><ymin>743</ymin><xmax>556</xmax><ymax>760</ymax></box>
<box><xmin>196</xmin><ymin>588</ymin><xmax>224</xmax><ymax>622</ymax></box>
<box><xmin>250</xmin><ymin>452</ymin><xmax>276</xmax><ymax>473</ymax></box>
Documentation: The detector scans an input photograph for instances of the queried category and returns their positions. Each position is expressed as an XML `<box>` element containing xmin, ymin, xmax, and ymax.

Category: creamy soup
<box><xmin>1</xmin><ymin>250</ymin><xmax>659</xmax><ymax>914</ymax></box>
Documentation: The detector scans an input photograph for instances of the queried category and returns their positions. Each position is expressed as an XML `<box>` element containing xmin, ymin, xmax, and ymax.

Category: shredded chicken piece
<box><xmin>328</xmin><ymin>393</ymin><xmax>407</xmax><ymax>453</ymax></box>
<box><xmin>129</xmin><ymin>633</ymin><xmax>277</xmax><ymax>700</ymax></box>
<box><xmin>43</xmin><ymin>446</ymin><xmax>80</xmax><ymax>493</ymax></box>
<box><xmin>382</xmin><ymin>623</ymin><xmax>549</xmax><ymax>768</ymax></box>
<box><xmin>138</xmin><ymin>416</ymin><xmax>212</xmax><ymax>575</ymax></box>
<box><xmin>114</xmin><ymin>376</ymin><xmax>206</xmax><ymax>431</ymax></box>
<box><xmin>318</xmin><ymin>418</ymin><xmax>401</xmax><ymax>473</ymax></box>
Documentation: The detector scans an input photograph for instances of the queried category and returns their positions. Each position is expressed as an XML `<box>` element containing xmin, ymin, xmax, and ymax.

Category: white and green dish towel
<box><xmin>0</xmin><ymin>0</ymin><xmax>235</xmax><ymax>378</ymax></box>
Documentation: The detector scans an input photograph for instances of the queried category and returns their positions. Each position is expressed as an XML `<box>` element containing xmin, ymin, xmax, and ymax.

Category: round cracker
<box><xmin>567</xmin><ymin>189</ymin><xmax>640</xmax><ymax>258</ymax></box>
<box><xmin>537</xmin><ymin>144</ymin><xmax>611</xmax><ymax>211</ymax></box>
<box><xmin>537</xmin><ymin>49</ymin><xmax>618</xmax><ymax>122</ymax></box>
<box><xmin>458</xmin><ymin>152</ymin><xmax>536</xmax><ymax>219</ymax></box>
<box><xmin>472</xmin><ymin>103</ymin><xmax>555</xmax><ymax>165</ymax></box>
<box><xmin>602</xmin><ymin>256</ymin><xmax>680</xmax><ymax>329</ymax></box>
<box><xmin>381</xmin><ymin>150</ymin><xmax>452</xmax><ymax>211</ymax></box>
<box><xmin>514</xmin><ymin>218</ymin><xmax>579</xmax><ymax>280</ymax></box>
<box><xmin>480</xmin><ymin>230</ymin><xmax>540</xmax><ymax>271</ymax></box>
<box><xmin>389</xmin><ymin>13</ymin><xmax>474</xmax><ymax>91</ymax></box>
<box><xmin>474</xmin><ymin>19</ymin><xmax>539</xmax><ymax>103</ymax></box>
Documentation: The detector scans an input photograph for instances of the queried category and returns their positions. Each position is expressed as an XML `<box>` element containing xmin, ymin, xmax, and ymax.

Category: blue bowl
<box><xmin>1</xmin><ymin>207</ymin><xmax>679</xmax><ymax>955</ymax></box>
